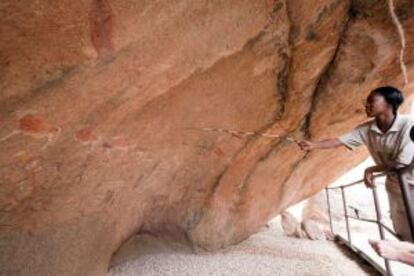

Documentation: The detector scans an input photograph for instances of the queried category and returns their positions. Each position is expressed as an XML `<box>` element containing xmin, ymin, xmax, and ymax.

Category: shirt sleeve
<box><xmin>394</xmin><ymin>125</ymin><xmax>414</xmax><ymax>167</ymax></box>
<box><xmin>337</xmin><ymin>123</ymin><xmax>367</xmax><ymax>151</ymax></box>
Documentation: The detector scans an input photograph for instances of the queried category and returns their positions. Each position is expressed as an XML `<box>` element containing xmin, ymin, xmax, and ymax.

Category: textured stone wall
<box><xmin>1</xmin><ymin>0</ymin><xmax>414</xmax><ymax>275</ymax></box>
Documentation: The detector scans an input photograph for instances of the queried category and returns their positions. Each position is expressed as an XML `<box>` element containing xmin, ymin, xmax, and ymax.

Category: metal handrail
<box><xmin>325</xmin><ymin>167</ymin><xmax>414</xmax><ymax>276</ymax></box>
<box><xmin>346</xmin><ymin>215</ymin><xmax>399</xmax><ymax>238</ymax></box>
<box><xmin>325</xmin><ymin>172</ymin><xmax>388</xmax><ymax>190</ymax></box>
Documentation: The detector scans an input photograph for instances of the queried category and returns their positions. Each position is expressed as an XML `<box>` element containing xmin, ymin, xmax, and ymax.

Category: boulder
<box><xmin>1</xmin><ymin>0</ymin><xmax>414</xmax><ymax>275</ymax></box>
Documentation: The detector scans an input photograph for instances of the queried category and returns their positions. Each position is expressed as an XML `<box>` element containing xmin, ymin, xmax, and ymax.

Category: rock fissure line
<box><xmin>187</xmin><ymin>1</ymin><xmax>292</xmax><ymax>237</ymax></box>
<box><xmin>387</xmin><ymin>0</ymin><xmax>409</xmax><ymax>85</ymax></box>
<box><xmin>197</xmin><ymin>0</ymin><xmax>292</xmax><ymax>201</ymax></box>
<box><xmin>276</xmin><ymin>2</ymin><xmax>353</xmax><ymax>209</ymax></box>
<box><xmin>303</xmin><ymin>1</ymin><xmax>351</xmax><ymax>139</ymax></box>
<box><xmin>273</xmin><ymin>0</ymin><xmax>291</xmax><ymax>120</ymax></box>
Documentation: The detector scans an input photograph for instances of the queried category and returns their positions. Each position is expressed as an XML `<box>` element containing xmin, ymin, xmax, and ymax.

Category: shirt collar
<box><xmin>370</xmin><ymin>113</ymin><xmax>402</xmax><ymax>135</ymax></box>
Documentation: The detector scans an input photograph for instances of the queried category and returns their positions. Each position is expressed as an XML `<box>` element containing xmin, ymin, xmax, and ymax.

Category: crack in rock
<box><xmin>387</xmin><ymin>0</ymin><xmax>409</xmax><ymax>86</ymax></box>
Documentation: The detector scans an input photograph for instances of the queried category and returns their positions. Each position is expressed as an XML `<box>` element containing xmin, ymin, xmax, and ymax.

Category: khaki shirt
<box><xmin>337</xmin><ymin>113</ymin><xmax>414</xmax><ymax>189</ymax></box>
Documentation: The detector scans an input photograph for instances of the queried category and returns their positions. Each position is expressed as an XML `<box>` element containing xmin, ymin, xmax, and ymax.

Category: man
<box><xmin>297</xmin><ymin>86</ymin><xmax>414</xmax><ymax>241</ymax></box>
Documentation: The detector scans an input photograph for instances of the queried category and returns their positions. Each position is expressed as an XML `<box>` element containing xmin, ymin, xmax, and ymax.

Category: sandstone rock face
<box><xmin>1</xmin><ymin>0</ymin><xmax>414</xmax><ymax>275</ymax></box>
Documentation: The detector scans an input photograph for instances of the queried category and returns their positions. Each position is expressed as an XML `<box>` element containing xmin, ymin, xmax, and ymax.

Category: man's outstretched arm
<box><xmin>296</xmin><ymin>138</ymin><xmax>343</xmax><ymax>151</ymax></box>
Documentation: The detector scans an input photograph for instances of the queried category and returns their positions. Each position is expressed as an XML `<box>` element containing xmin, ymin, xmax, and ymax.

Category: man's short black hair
<box><xmin>371</xmin><ymin>86</ymin><xmax>404</xmax><ymax>115</ymax></box>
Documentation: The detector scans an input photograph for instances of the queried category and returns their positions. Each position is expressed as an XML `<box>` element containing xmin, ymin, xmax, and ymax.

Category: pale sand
<box><xmin>108</xmin><ymin>218</ymin><xmax>376</xmax><ymax>276</ymax></box>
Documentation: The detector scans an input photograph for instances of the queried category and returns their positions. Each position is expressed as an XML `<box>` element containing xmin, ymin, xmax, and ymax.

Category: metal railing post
<box><xmin>395</xmin><ymin>169</ymin><xmax>414</xmax><ymax>241</ymax></box>
<box><xmin>372</xmin><ymin>185</ymin><xmax>392</xmax><ymax>275</ymax></box>
<box><xmin>341</xmin><ymin>187</ymin><xmax>352</xmax><ymax>245</ymax></box>
<box><xmin>325</xmin><ymin>188</ymin><xmax>334</xmax><ymax>233</ymax></box>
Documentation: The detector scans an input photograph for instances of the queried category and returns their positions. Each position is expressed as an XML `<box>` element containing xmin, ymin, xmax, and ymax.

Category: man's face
<box><xmin>365</xmin><ymin>92</ymin><xmax>390</xmax><ymax>117</ymax></box>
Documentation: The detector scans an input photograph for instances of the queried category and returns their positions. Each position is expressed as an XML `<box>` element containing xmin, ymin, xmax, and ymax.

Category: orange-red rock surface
<box><xmin>1</xmin><ymin>0</ymin><xmax>414</xmax><ymax>275</ymax></box>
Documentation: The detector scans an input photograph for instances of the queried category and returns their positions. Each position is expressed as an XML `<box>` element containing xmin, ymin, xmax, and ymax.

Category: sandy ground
<box><xmin>108</xmin><ymin>217</ymin><xmax>376</xmax><ymax>276</ymax></box>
